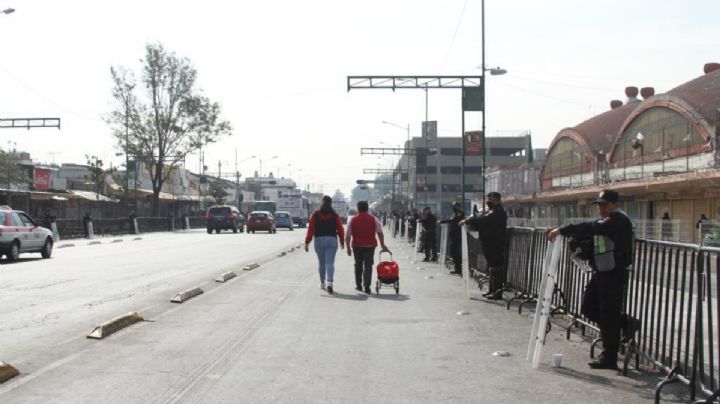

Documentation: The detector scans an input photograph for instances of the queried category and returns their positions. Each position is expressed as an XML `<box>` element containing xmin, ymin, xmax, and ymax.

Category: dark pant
<box><xmin>488</xmin><ymin>266</ymin><xmax>504</xmax><ymax>294</ymax></box>
<box><xmin>581</xmin><ymin>270</ymin><xmax>625</xmax><ymax>358</ymax></box>
<box><xmin>353</xmin><ymin>247</ymin><xmax>375</xmax><ymax>288</ymax></box>
<box><xmin>423</xmin><ymin>231</ymin><xmax>437</xmax><ymax>260</ymax></box>
<box><xmin>449</xmin><ymin>236</ymin><xmax>462</xmax><ymax>273</ymax></box>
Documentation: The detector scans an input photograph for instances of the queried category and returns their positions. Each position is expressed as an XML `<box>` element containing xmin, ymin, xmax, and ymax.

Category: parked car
<box><xmin>204</xmin><ymin>205</ymin><xmax>244</xmax><ymax>234</ymax></box>
<box><xmin>274</xmin><ymin>211</ymin><xmax>294</xmax><ymax>231</ymax></box>
<box><xmin>246</xmin><ymin>211</ymin><xmax>276</xmax><ymax>234</ymax></box>
<box><xmin>0</xmin><ymin>205</ymin><xmax>54</xmax><ymax>261</ymax></box>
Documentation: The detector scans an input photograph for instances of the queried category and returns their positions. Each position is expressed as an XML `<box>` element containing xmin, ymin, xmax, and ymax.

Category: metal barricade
<box><xmin>439</xmin><ymin>224</ymin><xmax>449</xmax><ymax>271</ymax></box>
<box><xmin>625</xmin><ymin>240</ymin><xmax>701</xmax><ymax>400</ymax></box>
<box><xmin>696</xmin><ymin>247</ymin><xmax>720</xmax><ymax>401</ymax></box>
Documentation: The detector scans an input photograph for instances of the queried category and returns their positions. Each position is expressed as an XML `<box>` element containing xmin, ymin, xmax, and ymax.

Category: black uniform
<box><xmin>559</xmin><ymin>209</ymin><xmax>633</xmax><ymax>363</ymax></box>
<box><xmin>407</xmin><ymin>211</ymin><xmax>419</xmax><ymax>242</ymax></box>
<box><xmin>441</xmin><ymin>208</ymin><xmax>465</xmax><ymax>274</ymax></box>
<box><xmin>419</xmin><ymin>213</ymin><xmax>438</xmax><ymax>261</ymax></box>
<box><xmin>465</xmin><ymin>204</ymin><xmax>507</xmax><ymax>295</ymax></box>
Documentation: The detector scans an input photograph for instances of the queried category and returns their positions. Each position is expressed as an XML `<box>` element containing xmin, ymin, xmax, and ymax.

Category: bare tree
<box><xmin>108</xmin><ymin>43</ymin><xmax>232</xmax><ymax>214</ymax></box>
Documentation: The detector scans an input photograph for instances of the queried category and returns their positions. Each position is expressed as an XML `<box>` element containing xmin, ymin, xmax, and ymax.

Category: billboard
<box><xmin>465</xmin><ymin>131</ymin><xmax>484</xmax><ymax>155</ymax></box>
<box><xmin>34</xmin><ymin>168</ymin><xmax>52</xmax><ymax>191</ymax></box>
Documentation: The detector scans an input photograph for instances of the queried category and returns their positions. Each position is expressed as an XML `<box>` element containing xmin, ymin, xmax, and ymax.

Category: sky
<box><xmin>1</xmin><ymin>0</ymin><xmax>719</xmax><ymax>197</ymax></box>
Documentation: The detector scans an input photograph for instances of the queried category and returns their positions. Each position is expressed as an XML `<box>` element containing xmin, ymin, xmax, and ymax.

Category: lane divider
<box><xmin>215</xmin><ymin>271</ymin><xmax>237</xmax><ymax>283</ymax></box>
<box><xmin>112</xmin><ymin>239</ymin><xmax>124</xmax><ymax>243</ymax></box>
<box><xmin>88</xmin><ymin>241</ymin><xmax>102</xmax><ymax>246</ymax></box>
<box><xmin>133</xmin><ymin>237</ymin><xmax>143</xmax><ymax>241</ymax></box>
<box><xmin>0</xmin><ymin>361</ymin><xmax>19</xmax><ymax>383</ymax></box>
<box><xmin>171</xmin><ymin>287</ymin><xmax>204</xmax><ymax>303</ymax></box>
<box><xmin>57</xmin><ymin>244</ymin><xmax>75</xmax><ymax>249</ymax></box>
<box><xmin>243</xmin><ymin>263</ymin><xmax>260</xmax><ymax>271</ymax></box>
<box><xmin>87</xmin><ymin>312</ymin><xmax>144</xmax><ymax>340</ymax></box>
<box><xmin>277</xmin><ymin>251</ymin><xmax>287</xmax><ymax>257</ymax></box>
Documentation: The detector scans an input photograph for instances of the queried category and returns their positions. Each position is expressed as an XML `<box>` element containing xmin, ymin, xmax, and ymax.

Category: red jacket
<box><xmin>305</xmin><ymin>212</ymin><xmax>345</xmax><ymax>244</ymax></box>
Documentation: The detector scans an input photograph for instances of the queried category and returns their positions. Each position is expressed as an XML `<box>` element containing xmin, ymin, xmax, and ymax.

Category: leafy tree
<box><xmin>209</xmin><ymin>181</ymin><xmax>228</xmax><ymax>204</ymax></box>
<box><xmin>85</xmin><ymin>155</ymin><xmax>116</xmax><ymax>196</ymax></box>
<box><xmin>0</xmin><ymin>149</ymin><xmax>31</xmax><ymax>189</ymax></box>
<box><xmin>108</xmin><ymin>43</ymin><xmax>232</xmax><ymax>214</ymax></box>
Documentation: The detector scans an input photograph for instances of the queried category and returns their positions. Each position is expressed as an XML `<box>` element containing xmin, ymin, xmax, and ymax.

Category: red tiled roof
<box><xmin>666</xmin><ymin>69</ymin><xmax>720</xmax><ymax>124</ymax></box>
<box><xmin>572</xmin><ymin>102</ymin><xmax>638</xmax><ymax>153</ymax></box>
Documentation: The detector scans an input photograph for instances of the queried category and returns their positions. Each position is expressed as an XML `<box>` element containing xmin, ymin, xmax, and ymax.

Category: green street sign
<box><xmin>462</xmin><ymin>86</ymin><xmax>484</xmax><ymax>112</ymax></box>
<box><xmin>416</xmin><ymin>147</ymin><xmax>427</xmax><ymax>167</ymax></box>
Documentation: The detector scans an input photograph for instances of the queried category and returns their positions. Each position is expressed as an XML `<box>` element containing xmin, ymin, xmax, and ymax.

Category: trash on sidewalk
<box><xmin>456</xmin><ymin>311</ymin><xmax>470</xmax><ymax>315</ymax></box>
<box><xmin>492</xmin><ymin>351</ymin><xmax>511</xmax><ymax>357</ymax></box>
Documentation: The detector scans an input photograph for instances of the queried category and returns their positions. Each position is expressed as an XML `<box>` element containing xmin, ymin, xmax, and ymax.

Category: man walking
<box><xmin>461</xmin><ymin>192</ymin><xmax>507</xmax><ymax>299</ymax></box>
<box><xmin>346</xmin><ymin>201</ymin><xmax>390</xmax><ymax>294</ymax></box>
<box><xmin>545</xmin><ymin>189</ymin><xmax>634</xmax><ymax>370</ymax></box>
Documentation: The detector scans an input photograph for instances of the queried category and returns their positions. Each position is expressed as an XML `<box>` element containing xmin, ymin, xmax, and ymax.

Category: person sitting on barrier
<box><xmin>545</xmin><ymin>189</ymin><xmax>633</xmax><ymax>370</ymax></box>
<box><xmin>440</xmin><ymin>202</ymin><xmax>465</xmax><ymax>275</ymax></box>
<box><xmin>460</xmin><ymin>192</ymin><xmax>507</xmax><ymax>300</ymax></box>
<box><xmin>419</xmin><ymin>207</ymin><xmax>438</xmax><ymax>262</ymax></box>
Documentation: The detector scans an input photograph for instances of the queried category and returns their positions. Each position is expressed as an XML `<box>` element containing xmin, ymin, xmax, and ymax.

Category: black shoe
<box><xmin>355</xmin><ymin>286</ymin><xmax>362</xmax><ymax>292</ymax></box>
<box><xmin>588</xmin><ymin>359</ymin><xmax>618</xmax><ymax>370</ymax></box>
<box><xmin>431</xmin><ymin>256</ymin><xmax>438</xmax><ymax>262</ymax></box>
<box><xmin>422</xmin><ymin>258</ymin><xmax>430</xmax><ymax>262</ymax></box>
<box><xmin>364</xmin><ymin>287</ymin><xmax>372</xmax><ymax>294</ymax></box>
<box><xmin>481</xmin><ymin>291</ymin><xmax>492</xmax><ymax>297</ymax></box>
<box><xmin>327</xmin><ymin>285</ymin><xmax>334</xmax><ymax>294</ymax></box>
<box><xmin>486</xmin><ymin>293</ymin><xmax>503</xmax><ymax>301</ymax></box>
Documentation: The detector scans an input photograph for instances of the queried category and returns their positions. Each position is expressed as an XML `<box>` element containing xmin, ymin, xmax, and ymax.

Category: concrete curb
<box><xmin>171</xmin><ymin>287</ymin><xmax>204</xmax><ymax>303</ymax></box>
<box><xmin>133</xmin><ymin>237</ymin><xmax>142</xmax><ymax>241</ymax></box>
<box><xmin>112</xmin><ymin>239</ymin><xmax>124</xmax><ymax>243</ymax></box>
<box><xmin>243</xmin><ymin>263</ymin><xmax>260</xmax><ymax>271</ymax></box>
<box><xmin>57</xmin><ymin>244</ymin><xmax>75</xmax><ymax>249</ymax></box>
<box><xmin>0</xmin><ymin>361</ymin><xmax>19</xmax><ymax>383</ymax></box>
<box><xmin>87</xmin><ymin>311</ymin><xmax>144</xmax><ymax>340</ymax></box>
<box><xmin>88</xmin><ymin>241</ymin><xmax>102</xmax><ymax>246</ymax></box>
<box><xmin>215</xmin><ymin>271</ymin><xmax>237</xmax><ymax>283</ymax></box>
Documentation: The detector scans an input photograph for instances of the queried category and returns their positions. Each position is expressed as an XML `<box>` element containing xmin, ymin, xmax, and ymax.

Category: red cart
<box><xmin>375</xmin><ymin>251</ymin><xmax>399</xmax><ymax>295</ymax></box>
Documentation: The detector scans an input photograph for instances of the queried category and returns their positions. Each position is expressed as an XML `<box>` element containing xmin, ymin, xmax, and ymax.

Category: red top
<box><xmin>347</xmin><ymin>212</ymin><xmax>380</xmax><ymax>248</ymax></box>
<box><xmin>305</xmin><ymin>212</ymin><xmax>345</xmax><ymax>244</ymax></box>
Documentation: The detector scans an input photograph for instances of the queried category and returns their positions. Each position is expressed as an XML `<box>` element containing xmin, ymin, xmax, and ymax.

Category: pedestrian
<box><xmin>441</xmin><ymin>202</ymin><xmax>465</xmax><ymax>275</ymax></box>
<box><xmin>697</xmin><ymin>213</ymin><xmax>711</xmax><ymax>240</ymax></box>
<box><xmin>42</xmin><ymin>210</ymin><xmax>53</xmax><ymax>230</ymax></box>
<box><xmin>545</xmin><ymin>189</ymin><xmax>634</xmax><ymax>370</ymax></box>
<box><xmin>82</xmin><ymin>211</ymin><xmax>92</xmax><ymax>238</ymax></box>
<box><xmin>419</xmin><ymin>207</ymin><xmax>438</xmax><ymax>262</ymax></box>
<box><xmin>129</xmin><ymin>210</ymin><xmax>137</xmax><ymax>234</ymax></box>
<box><xmin>304</xmin><ymin>195</ymin><xmax>345</xmax><ymax>294</ymax></box>
<box><xmin>345</xmin><ymin>200</ymin><xmax>390</xmax><ymax>294</ymax></box>
<box><xmin>461</xmin><ymin>192</ymin><xmax>507</xmax><ymax>299</ymax></box>
<box><xmin>407</xmin><ymin>208</ymin><xmax>419</xmax><ymax>243</ymax></box>
<box><xmin>661</xmin><ymin>212</ymin><xmax>672</xmax><ymax>241</ymax></box>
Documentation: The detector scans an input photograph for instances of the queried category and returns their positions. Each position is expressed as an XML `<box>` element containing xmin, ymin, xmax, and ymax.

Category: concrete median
<box><xmin>171</xmin><ymin>287</ymin><xmax>204</xmax><ymax>303</ymax></box>
<box><xmin>88</xmin><ymin>241</ymin><xmax>102</xmax><ymax>246</ymax></box>
<box><xmin>215</xmin><ymin>271</ymin><xmax>237</xmax><ymax>283</ymax></box>
<box><xmin>57</xmin><ymin>244</ymin><xmax>75</xmax><ymax>249</ymax></box>
<box><xmin>87</xmin><ymin>311</ymin><xmax>144</xmax><ymax>340</ymax></box>
<box><xmin>243</xmin><ymin>263</ymin><xmax>260</xmax><ymax>271</ymax></box>
<box><xmin>0</xmin><ymin>361</ymin><xmax>19</xmax><ymax>383</ymax></box>
<box><xmin>112</xmin><ymin>239</ymin><xmax>124</xmax><ymax>243</ymax></box>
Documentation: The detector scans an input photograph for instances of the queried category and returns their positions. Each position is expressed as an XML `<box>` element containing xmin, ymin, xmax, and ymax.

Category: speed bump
<box><xmin>243</xmin><ymin>263</ymin><xmax>260</xmax><ymax>271</ymax></box>
<box><xmin>171</xmin><ymin>287</ymin><xmax>204</xmax><ymax>303</ymax></box>
<box><xmin>87</xmin><ymin>312</ymin><xmax>144</xmax><ymax>340</ymax></box>
<box><xmin>0</xmin><ymin>362</ymin><xmax>19</xmax><ymax>383</ymax></box>
<box><xmin>215</xmin><ymin>271</ymin><xmax>237</xmax><ymax>283</ymax></box>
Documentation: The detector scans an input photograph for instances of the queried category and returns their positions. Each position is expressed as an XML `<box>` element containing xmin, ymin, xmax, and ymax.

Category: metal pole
<box><xmin>424</xmin><ymin>86</ymin><xmax>429</xmax><ymax>209</ymax></box>
<box><xmin>461</xmin><ymin>103</ymin><xmax>466</xmax><ymax>211</ymax></box>
<box><xmin>125</xmin><ymin>99</ymin><xmax>130</xmax><ymax>203</ymax></box>
<box><xmin>480</xmin><ymin>0</ymin><xmax>486</xmax><ymax>206</ymax></box>
<box><xmin>406</xmin><ymin>124</ymin><xmax>411</xmax><ymax>208</ymax></box>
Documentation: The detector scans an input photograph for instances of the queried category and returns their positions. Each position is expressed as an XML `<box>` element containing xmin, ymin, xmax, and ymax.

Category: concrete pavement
<box><xmin>0</xmin><ymin>233</ymin><xmax>692</xmax><ymax>403</ymax></box>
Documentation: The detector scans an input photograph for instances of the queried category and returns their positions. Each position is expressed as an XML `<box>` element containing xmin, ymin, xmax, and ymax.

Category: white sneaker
<box><xmin>321</xmin><ymin>281</ymin><xmax>326</xmax><ymax>290</ymax></box>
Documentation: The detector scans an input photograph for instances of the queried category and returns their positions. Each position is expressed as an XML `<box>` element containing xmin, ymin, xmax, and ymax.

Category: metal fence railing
<box><xmin>456</xmin><ymin>226</ymin><xmax>720</xmax><ymax>403</ymax></box>
<box><xmin>53</xmin><ymin>216</ymin><xmax>206</xmax><ymax>239</ymax></box>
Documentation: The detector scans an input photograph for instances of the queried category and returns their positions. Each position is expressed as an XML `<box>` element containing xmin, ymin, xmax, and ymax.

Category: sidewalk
<box><xmin>1</xmin><ymin>234</ymin><xmax>690</xmax><ymax>403</ymax></box>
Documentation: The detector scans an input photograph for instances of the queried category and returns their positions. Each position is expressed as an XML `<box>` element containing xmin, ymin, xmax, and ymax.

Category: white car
<box><xmin>0</xmin><ymin>206</ymin><xmax>54</xmax><ymax>261</ymax></box>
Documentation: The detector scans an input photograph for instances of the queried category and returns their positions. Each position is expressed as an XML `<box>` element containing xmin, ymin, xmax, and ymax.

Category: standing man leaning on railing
<box><xmin>440</xmin><ymin>201</ymin><xmax>465</xmax><ymax>275</ymax></box>
<box><xmin>545</xmin><ymin>189</ymin><xmax>634</xmax><ymax>370</ymax></box>
<box><xmin>460</xmin><ymin>192</ymin><xmax>507</xmax><ymax>300</ymax></box>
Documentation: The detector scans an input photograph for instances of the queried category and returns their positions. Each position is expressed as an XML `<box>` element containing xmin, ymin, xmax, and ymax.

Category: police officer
<box><xmin>441</xmin><ymin>202</ymin><xmax>465</xmax><ymax>275</ymax></box>
<box><xmin>461</xmin><ymin>192</ymin><xmax>507</xmax><ymax>299</ymax></box>
<box><xmin>545</xmin><ymin>189</ymin><xmax>633</xmax><ymax>370</ymax></box>
<box><xmin>419</xmin><ymin>207</ymin><xmax>438</xmax><ymax>262</ymax></box>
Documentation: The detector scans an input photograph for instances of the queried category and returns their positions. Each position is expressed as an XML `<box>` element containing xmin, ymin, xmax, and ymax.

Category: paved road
<box><xmin>0</xmin><ymin>231</ymin><xmax>691</xmax><ymax>403</ymax></box>
<box><xmin>0</xmin><ymin>228</ymin><xmax>303</xmax><ymax>383</ymax></box>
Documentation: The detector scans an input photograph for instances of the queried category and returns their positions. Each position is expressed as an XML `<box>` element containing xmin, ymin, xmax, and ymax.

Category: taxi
<box><xmin>0</xmin><ymin>205</ymin><xmax>54</xmax><ymax>261</ymax></box>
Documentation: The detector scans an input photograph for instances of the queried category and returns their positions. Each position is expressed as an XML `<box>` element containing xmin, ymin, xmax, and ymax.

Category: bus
<box><xmin>332</xmin><ymin>200</ymin><xmax>349</xmax><ymax>224</ymax></box>
<box><xmin>254</xmin><ymin>201</ymin><xmax>277</xmax><ymax>216</ymax></box>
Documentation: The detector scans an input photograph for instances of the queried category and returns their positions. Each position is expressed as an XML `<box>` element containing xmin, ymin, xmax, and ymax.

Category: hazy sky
<box><xmin>1</xmin><ymin>0</ymin><xmax>718</xmax><ymax>196</ymax></box>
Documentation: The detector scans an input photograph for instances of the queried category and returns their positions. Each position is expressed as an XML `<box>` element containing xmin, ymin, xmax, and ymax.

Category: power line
<box><xmin>438</xmin><ymin>0</ymin><xmax>468</xmax><ymax>73</ymax></box>
<box><xmin>493</xmin><ymin>79</ymin><xmax>605</xmax><ymax>109</ymax></box>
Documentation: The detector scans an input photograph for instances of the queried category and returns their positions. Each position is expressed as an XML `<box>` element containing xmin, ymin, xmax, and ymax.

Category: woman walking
<box><xmin>305</xmin><ymin>195</ymin><xmax>345</xmax><ymax>294</ymax></box>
